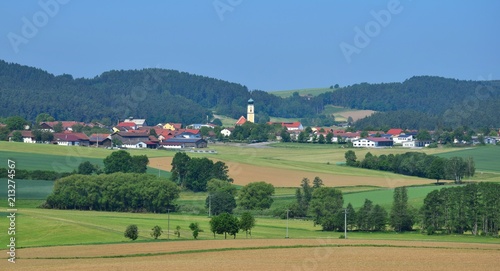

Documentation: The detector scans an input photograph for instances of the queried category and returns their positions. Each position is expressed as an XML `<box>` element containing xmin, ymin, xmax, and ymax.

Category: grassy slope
<box><xmin>270</xmin><ymin>87</ymin><xmax>333</xmax><ymax>98</ymax></box>
<box><xmin>436</xmin><ymin>145</ymin><xmax>500</xmax><ymax>173</ymax></box>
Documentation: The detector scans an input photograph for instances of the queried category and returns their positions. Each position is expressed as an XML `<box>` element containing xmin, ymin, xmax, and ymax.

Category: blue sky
<box><xmin>1</xmin><ymin>0</ymin><xmax>499</xmax><ymax>91</ymax></box>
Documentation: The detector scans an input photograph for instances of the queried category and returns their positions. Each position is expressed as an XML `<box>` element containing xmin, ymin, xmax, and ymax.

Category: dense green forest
<box><xmin>0</xmin><ymin>60</ymin><xmax>319</xmax><ymax>125</ymax></box>
<box><xmin>318</xmin><ymin>76</ymin><xmax>500</xmax><ymax>129</ymax></box>
<box><xmin>1</xmin><ymin>60</ymin><xmax>499</xmax><ymax>128</ymax></box>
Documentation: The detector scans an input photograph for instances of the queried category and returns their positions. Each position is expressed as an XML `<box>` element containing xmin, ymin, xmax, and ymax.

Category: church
<box><xmin>235</xmin><ymin>98</ymin><xmax>254</xmax><ymax>125</ymax></box>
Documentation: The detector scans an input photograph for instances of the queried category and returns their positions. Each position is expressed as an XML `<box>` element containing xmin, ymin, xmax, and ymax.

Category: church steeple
<box><xmin>247</xmin><ymin>98</ymin><xmax>254</xmax><ymax>123</ymax></box>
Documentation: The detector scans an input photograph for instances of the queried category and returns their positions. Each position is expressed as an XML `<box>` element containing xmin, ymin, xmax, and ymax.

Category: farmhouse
<box><xmin>112</xmin><ymin>131</ymin><xmax>150</xmax><ymax>148</ymax></box>
<box><xmin>88</xmin><ymin>133</ymin><xmax>112</xmax><ymax>148</ymax></box>
<box><xmin>8</xmin><ymin>130</ymin><xmax>36</xmax><ymax>143</ymax></box>
<box><xmin>353</xmin><ymin>137</ymin><xmax>394</xmax><ymax>148</ymax></box>
<box><xmin>39</xmin><ymin>121</ymin><xmax>86</xmax><ymax>132</ymax></box>
<box><xmin>53</xmin><ymin>133</ymin><xmax>90</xmax><ymax>146</ymax></box>
<box><xmin>160</xmin><ymin>138</ymin><xmax>207</xmax><ymax>149</ymax></box>
<box><xmin>393</xmin><ymin>134</ymin><xmax>414</xmax><ymax>144</ymax></box>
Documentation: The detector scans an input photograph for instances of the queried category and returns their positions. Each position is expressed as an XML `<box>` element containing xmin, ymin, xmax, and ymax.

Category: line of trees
<box><xmin>420</xmin><ymin>183</ymin><xmax>500</xmax><ymax>235</ymax></box>
<box><xmin>345</xmin><ymin>150</ymin><xmax>475</xmax><ymax>183</ymax></box>
<box><xmin>0</xmin><ymin>167</ymin><xmax>72</xmax><ymax>181</ymax></box>
<box><xmin>45</xmin><ymin>173</ymin><xmax>180</xmax><ymax>212</ymax></box>
<box><xmin>209</xmin><ymin>212</ymin><xmax>255</xmax><ymax>239</ymax></box>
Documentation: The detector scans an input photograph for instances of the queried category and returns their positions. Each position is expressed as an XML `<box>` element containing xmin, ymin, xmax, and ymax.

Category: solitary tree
<box><xmin>150</xmin><ymin>225</ymin><xmax>163</xmax><ymax>239</ymax></box>
<box><xmin>239</xmin><ymin>212</ymin><xmax>256</xmax><ymax>238</ymax></box>
<box><xmin>345</xmin><ymin>150</ymin><xmax>357</xmax><ymax>166</ymax></box>
<box><xmin>124</xmin><ymin>224</ymin><xmax>139</xmax><ymax>240</ymax></box>
<box><xmin>189</xmin><ymin>222</ymin><xmax>201</xmax><ymax>239</ymax></box>
<box><xmin>209</xmin><ymin>213</ymin><xmax>240</xmax><ymax>239</ymax></box>
<box><xmin>11</xmin><ymin>131</ymin><xmax>23</xmax><ymax>142</ymax></box>
<box><xmin>174</xmin><ymin>225</ymin><xmax>181</xmax><ymax>238</ymax></box>
<box><xmin>77</xmin><ymin>161</ymin><xmax>99</xmax><ymax>175</ymax></box>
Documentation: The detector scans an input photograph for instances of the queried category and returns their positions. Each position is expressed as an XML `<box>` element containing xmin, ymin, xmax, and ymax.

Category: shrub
<box><xmin>125</xmin><ymin>225</ymin><xmax>139</xmax><ymax>240</ymax></box>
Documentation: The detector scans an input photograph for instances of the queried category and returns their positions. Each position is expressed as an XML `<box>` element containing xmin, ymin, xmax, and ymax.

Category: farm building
<box><xmin>353</xmin><ymin>137</ymin><xmax>394</xmax><ymax>148</ymax></box>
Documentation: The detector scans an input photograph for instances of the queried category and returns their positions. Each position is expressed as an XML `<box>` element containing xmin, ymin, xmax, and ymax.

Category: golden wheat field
<box><xmin>150</xmin><ymin>157</ymin><xmax>437</xmax><ymax>188</ymax></box>
<box><xmin>7</xmin><ymin>239</ymin><xmax>500</xmax><ymax>271</ymax></box>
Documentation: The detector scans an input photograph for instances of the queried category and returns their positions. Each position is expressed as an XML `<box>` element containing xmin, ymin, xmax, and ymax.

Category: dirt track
<box><xmin>9</xmin><ymin>239</ymin><xmax>500</xmax><ymax>271</ymax></box>
<box><xmin>150</xmin><ymin>157</ymin><xmax>435</xmax><ymax>188</ymax></box>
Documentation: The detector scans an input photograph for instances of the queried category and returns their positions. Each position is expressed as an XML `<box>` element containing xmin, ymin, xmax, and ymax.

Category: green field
<box><xmin>270</xmin><ymin>87</ymin><xmax>334</xmax><ymax>98</ymax></box>
<box><xmin>1</xmin><ymin>141</ymin><xmax>499</xmax><ymax>249</ymax></box>
<box><xmin>436</xmin><ymin>145</ymin><xmax>500</xmax><ymax>173</ymax></box>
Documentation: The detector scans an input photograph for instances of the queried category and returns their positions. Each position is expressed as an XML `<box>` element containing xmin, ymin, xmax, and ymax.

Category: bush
<box><xmin>125</xmin><ymin>225</ymin><xmax>139</xmax><ymax>240</ymax></box>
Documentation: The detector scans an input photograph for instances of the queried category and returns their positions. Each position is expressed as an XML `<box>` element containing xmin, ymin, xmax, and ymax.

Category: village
<box><xmin>5</xmin><ymin>99</ymin><xmax>500</xmax><ymax>149</ymax></box>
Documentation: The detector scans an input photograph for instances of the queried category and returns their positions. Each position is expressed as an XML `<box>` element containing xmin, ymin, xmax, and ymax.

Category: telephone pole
<box><xmin>285</xmin><ymin>209</ymin><xmax>290</xmax><ymax>239</ymax></box>
<box><xmin>344</xmin><ymin>208</ymin><xmax>348</xmax><ymax>239</ymax></box>
<box><xmin>167</xmin><ymin>208</ymin><xmax>171</xmax><ymax>240</ymax></box>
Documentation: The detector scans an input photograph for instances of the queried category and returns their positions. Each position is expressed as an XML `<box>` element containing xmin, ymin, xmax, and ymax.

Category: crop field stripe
<box><xmin>20</xmin><ymin>243</ymin><xmax>500</xmax><ymax>260</ymax></box>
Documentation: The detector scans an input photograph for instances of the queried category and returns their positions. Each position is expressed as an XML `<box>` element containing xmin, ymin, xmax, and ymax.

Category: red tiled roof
<box><xmin>236</xmin><ymin>116</ymin><xmax>247</xmax><ymax>125</ymax></box>
<box><xmin>117</xmin><ymin>122</ymin><xmax>137</xmax><ymax>127</ymax></box>
<box><xmin>117</xmin><ymin>131</ymin><xmax>149</xmax><ymax>137</ymax></box>
<box><xmin>41</xmin><ymin>121</ymin><xmax>85</xmax><ymax>129</ymax></box>
<box><xmin>387</xmin><ymin>128</ymin><xmax>403</xmax><ymax>136</ymax></box>
<box><xmin>282</xmin><ymin>122</ymin><xmax>302</xmax><ymax>128</ymax></box>
<box><xmin>53</xmin><ymin>133</ymin><xmax>88</xmax><ymax>142</ymax></box>
<box><xmin>8</xmin><ymin>130</ymin><xmax>34</xmax><ymax>138</ymax></box>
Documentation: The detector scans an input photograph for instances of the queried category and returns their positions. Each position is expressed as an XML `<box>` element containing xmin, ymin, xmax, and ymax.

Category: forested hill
<box><xmin>317</xmin><ymin>76</ymin><xmax>500</xmax><ymax>129</ymax></box>
<box><xmin>0</xmin><ymin>60</ymin><xmax>321</xmax><ymax>124</ymax></box>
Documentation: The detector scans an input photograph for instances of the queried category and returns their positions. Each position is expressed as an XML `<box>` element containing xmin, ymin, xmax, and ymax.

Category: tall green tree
<box><xmin>239</xmin><ymin>182</ymin><xmax>275</xmax><ymax>210</ymax></box>
<box><xmin>209</xmin><ymin>213</ymin><xmax>239</xmax><ymax>239</ymax></box>
<box><xmin>170</xmin><ymin>152</ymin><xmax>191</xmax><ymax>187</ymax></box>
<box><xmin>103</xmin><ymin>150</ymin><xmax>132</xmax><ymax>174</ymax></box>
<box><xmin>310</xmin><ymin>187</ymin><xmax>344</xmax><ymax>231</ymax></box>
<box><xmin>239</xmin><ymin>212</ymin><xmax>256</xmax><ymax>238</ymax></box>
<box><xmin>390</xmin><ymin>187</ymin><xmax>415</xmax><ymax>232</ymax></box>
<box><xmin>5</xmin><ymin>116</ymin><xmax>28</xmax><ymax>131</ymax></box>
<box><xmin>10</xmin><ymin>131</ymin><xmax>23</xmax><ymax>142</ymax></box>
<box><xmin>130</xmin><ymin>155</ymin><xmax>149</xmax><ymax>174</ymax></box>
<box><xmin>357</xmin><ymin>199</ymin><xmax>373</xmax><ymax>231</ymax></box>
<box><xmin>344</xmin><ymin>150</ymin><xmax>357</xmax><ymax>166</ymax></box>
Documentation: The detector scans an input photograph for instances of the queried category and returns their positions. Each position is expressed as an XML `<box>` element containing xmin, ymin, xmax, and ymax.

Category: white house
<box><xmin>220</xmin><ymin>128</ymin><xmax>232</xmax><ymax>137</ymax></box>
<box><xmin>402</xmin><ymin>141</ymin><xmax>416</xmax><ymax>148</ymax></box>
<box><xmin>353</xmin><ymin>137</ymin><xmax>394</xmax><ymax>148</ymax></box>
<box><xmin>393</xmin><ymin>134</ymin><xmax>413</xmax><ymax>144</ymax></box>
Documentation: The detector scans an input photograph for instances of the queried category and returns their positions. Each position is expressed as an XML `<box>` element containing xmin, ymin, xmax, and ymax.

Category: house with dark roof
<box><xmin>53</xmin><ymin>133</ymin><xmax>90</xmax><ymax>146</ymax></box>
<box><xmin>89</xmin><ymin>133</ymin><xmax>112</xmax><ymax>148</ymax></box>
<box><xmin>39</xmin><ymin>121</ymin><xmax>86</xmax><ymax>132</ymax></box>
<box><xmin>112</xmin><ymin>131</ymin><xmax>150</xmax><ymax>148</ymax></box>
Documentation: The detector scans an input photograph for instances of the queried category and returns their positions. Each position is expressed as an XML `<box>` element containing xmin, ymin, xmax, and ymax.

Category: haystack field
<box><xmin>10</xmin><ymin>239</ymin><xmax>500</xmax><ymax>271</ymax></box>
<box><xmin>150</xmin><ymin>157</ymin><xmax>437</xmax><ymax>188</ymax></box>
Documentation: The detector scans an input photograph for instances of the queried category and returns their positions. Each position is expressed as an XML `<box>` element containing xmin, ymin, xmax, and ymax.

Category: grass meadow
<box><xmin>0</xmin><ymin>141</ymin><xmax>499</xmax><ymax>250</ymax></box>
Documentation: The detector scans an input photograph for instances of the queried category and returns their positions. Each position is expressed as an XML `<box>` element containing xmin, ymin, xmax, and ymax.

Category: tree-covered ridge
<box><xmin>0</xmin><ymin>60</ymin><xmax>319</xmax><ymax>124</ymax></box>
<box><xmin>318</xmin><ymin>76</ymin><xmax>500</xmax><ymax>129</ymax></box>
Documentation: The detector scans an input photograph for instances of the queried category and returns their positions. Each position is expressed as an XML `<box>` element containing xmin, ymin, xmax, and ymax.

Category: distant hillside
<box><xmin>317</xmin><ymin>76</ymin><xmax>500</xmax><ymax>129</ymax></box>
<box><xmin>270</xmin><ymin>87</ymin><xmax>334</xmax><ymax>98</ymax></box>
<box><xmin>1</xmin><ymin>60</ymin><xmax>499</xmax><ymax>129</ymax></box>
<box><xmin>0</xmin><ymin>60</ymin><xmax>322</xmax><ymax>125</ymax></box>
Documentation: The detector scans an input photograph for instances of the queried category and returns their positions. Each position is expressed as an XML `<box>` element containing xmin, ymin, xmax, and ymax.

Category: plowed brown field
<box><xmin>8</xmin><ymin>239</ymin><xmax>500</xmax><ymax>271</ymax></box>
<box><xmin>150</xmin><ymin>157</ymin><xmax>435</xmax><ymax>188</ymax></box>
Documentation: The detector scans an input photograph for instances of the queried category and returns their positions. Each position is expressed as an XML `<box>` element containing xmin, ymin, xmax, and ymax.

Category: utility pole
<box><xmin>344</xmin><ymin>208</ymin><xmax>348</xmax><ymax>239</ymax></box>
<box><xmin>285</xmin><ymin>209</ymin><xmax>290</xmax><ymax>239</ymax></box>
<box><xmin>208</xmin><ymin>194</ymin><xmax>212</xmax><ymax>217</ymax></box>
<box><xmin>167</xmin><ymin>208</ymin><xmax>171</xmax><ymax>240</ymax></box>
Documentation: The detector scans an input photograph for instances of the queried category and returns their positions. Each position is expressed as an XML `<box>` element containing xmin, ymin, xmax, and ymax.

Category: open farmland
<box><xmin>8</xmin><ymin>239</ymin><xmax>500</xmax><ymax>271</ymax></box>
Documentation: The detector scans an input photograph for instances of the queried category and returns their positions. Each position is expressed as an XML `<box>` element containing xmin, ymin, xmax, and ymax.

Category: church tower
<box><xmin>247</xmin><ymin>98</ymin><xmax>255</xmax><ymax>123</ymax></box>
